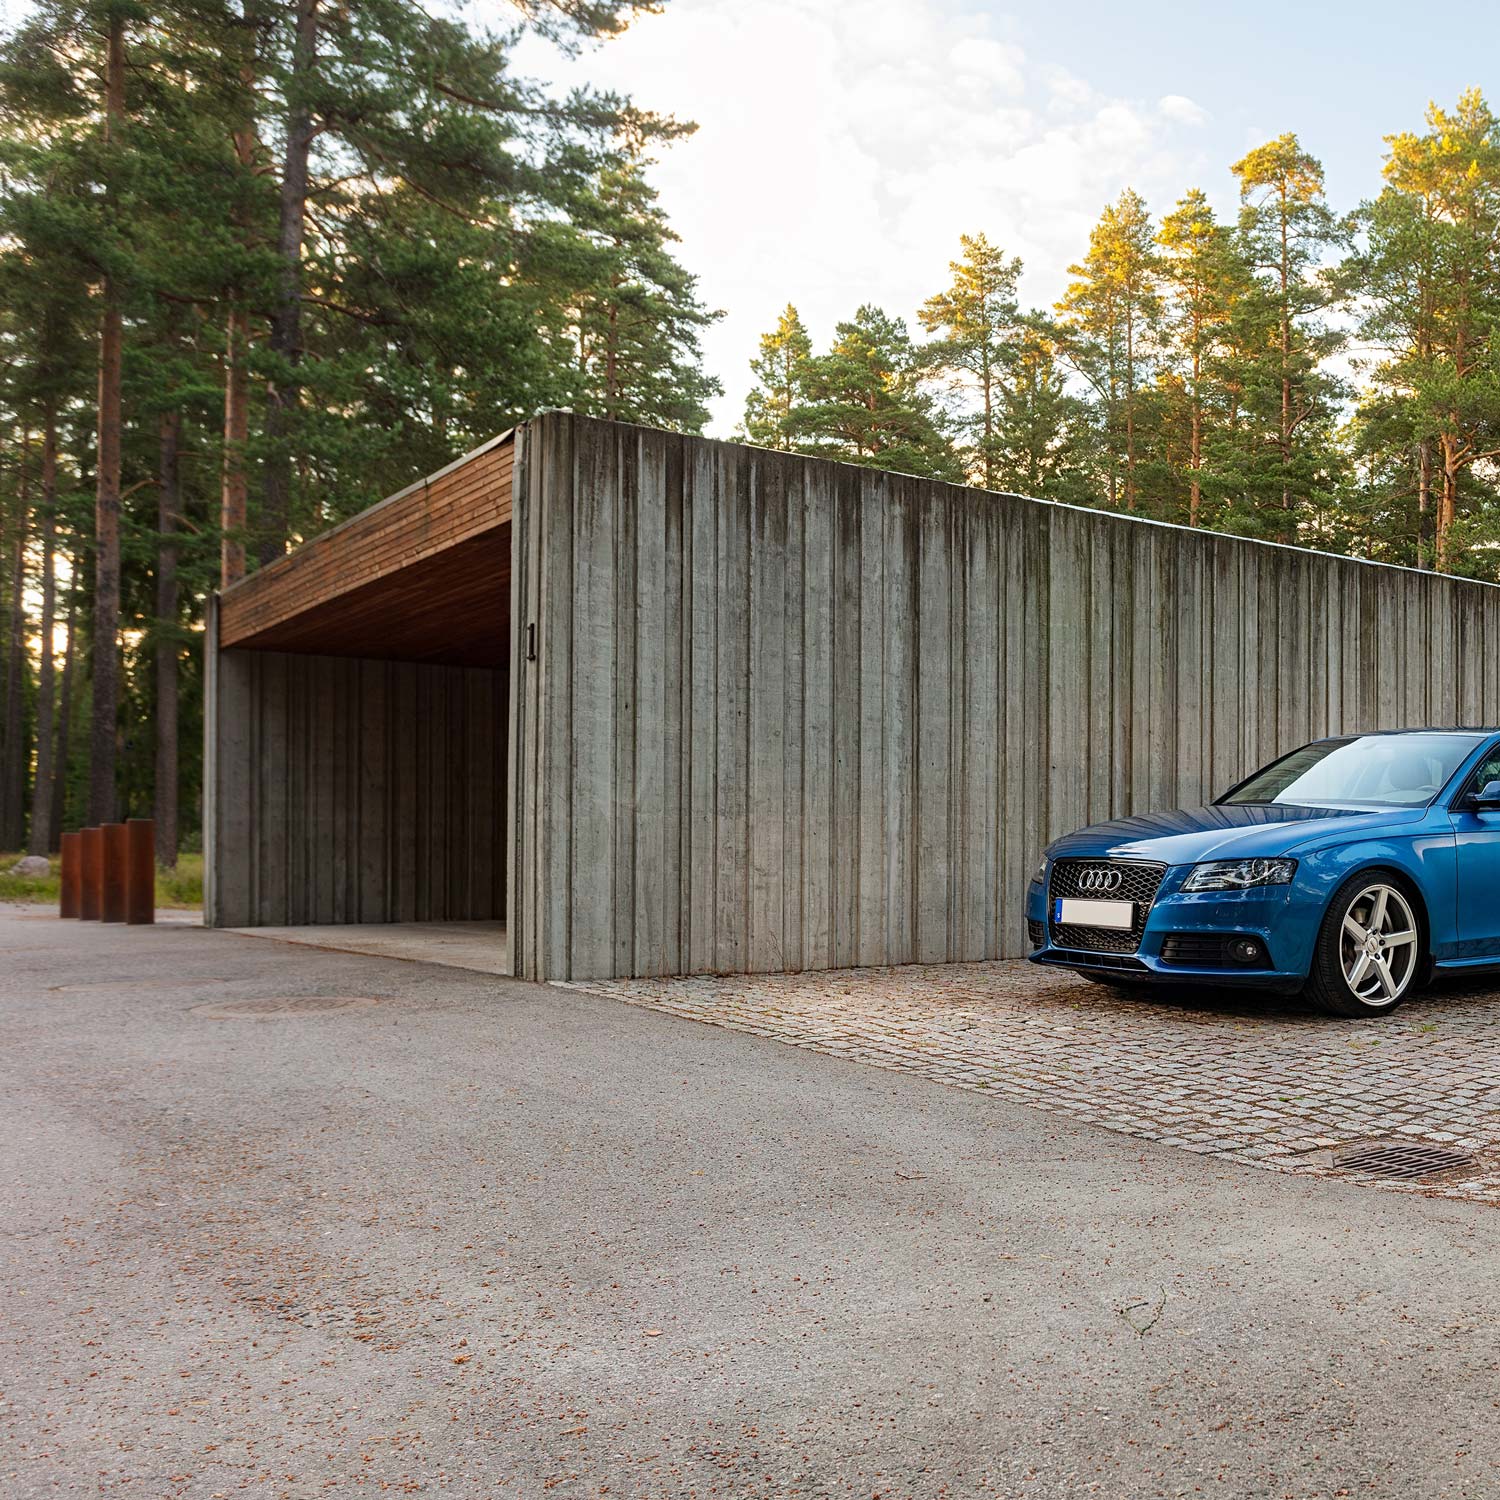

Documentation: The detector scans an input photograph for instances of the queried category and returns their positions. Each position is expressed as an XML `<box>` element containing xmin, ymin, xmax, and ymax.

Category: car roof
<box><xmin>1311</xmin><ymin>726</ymin><xmax>1500</xmax><ymax>740</ymax></box>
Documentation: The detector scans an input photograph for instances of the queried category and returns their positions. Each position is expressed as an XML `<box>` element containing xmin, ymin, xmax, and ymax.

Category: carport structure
<box><xmin>206</xmin><ymin>432</ymin><xmax>515</xmax><ymax>953</ymax></box>
<box><xmin>207</xmin><ymin>410</ymin><xmax>1500</xmax><ymax>983</ymax></box>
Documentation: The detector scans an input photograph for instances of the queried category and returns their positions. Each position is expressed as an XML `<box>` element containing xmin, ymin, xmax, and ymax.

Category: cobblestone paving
<box><xmin>557</xmin><ymin>963</ymin><xmax>1500</xmax><ymax>1203</ymax></box>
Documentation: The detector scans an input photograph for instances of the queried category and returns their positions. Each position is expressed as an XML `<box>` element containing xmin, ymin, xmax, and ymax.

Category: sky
<box><xmin>3</xmin><ymin>0</ymin><xmax>1497</xmax><ymax>434</ymax></box>
<box><xmin>509</xmin><ymin>0</ymin><xmax>1500</xmax><ymax>433</ymax></box>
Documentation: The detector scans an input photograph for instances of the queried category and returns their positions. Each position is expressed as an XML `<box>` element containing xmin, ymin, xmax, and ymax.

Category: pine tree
<box><xmin>260</xmin><ymin>0</ymin><xmax>318</xmax><ymax>568</ymax></box>
<box><xmin>563</xmin><ymin>152</ymin><xmax>722</xmax><ymax>431</ymax></box>
<box><xmin>1350</xmin><ymin>184</ymin><xmax>1442</xmax><ymax>565</ymax></box>
<box><xmin>1356</xmin><ymin>92</ymin><xmax>1500</xmax><ymax>573</ymax></box>
<box><xmin>1058</xmin><ymin>190</ymin><xmax>1161</xmax><ymax>512</ymax></box>
<box><xmin>0</xmin><ymin>0</ymin><xmax>713</xmax><ymax>846</ymax></box>
<box><xmin>2</xmin><ymin>1</ymin><xmax>191</xmax><ymax>825</ymax></box>
<box><xmin>0</xmin><ymin>428</ymin><xmax>28</xmax><ymax>849</ymax></box>
<box><xmin>1230</xmin><ymin>134</ymin><xmax>1346</xmax><ymax>541</ymax></box>
<box><xmin>247</xmin><ymin>0</ymin><xmax>699</xmax><ymax>533</ymax></box>
<box><xmin>86</xmin><ymin>8</ymin><xmax>124</xmax><ymax>822</ymax></box>
<box><xmin>989</xmin><ymin>321</ymin><xmax>1093</xmax><ymax>502</ymax></box>
<box><xmin>741</xmin><ymin>304</ymin><xmax>812</xmax><ymax>451</ymax></box>
<box><xmin>794</xmin><ymin>305</ymin><xmax>960</xmax><ymax>480</ymax></box>
<box><xmin>918</xmin><ymin>233</ymin><xmax>1025</xmax><ymax>488</ymax></box>
<box><xmin>1157</xmin><ymin>190</ymin><xmax>1248</xmax><ymax>527</ymax></box>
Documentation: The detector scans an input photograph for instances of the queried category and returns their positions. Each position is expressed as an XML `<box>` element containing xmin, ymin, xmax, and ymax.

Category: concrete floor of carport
<box><xmin>227</xmin><ymin>919</ymin><xmax>508</xmax><ymax>974</ymax></box>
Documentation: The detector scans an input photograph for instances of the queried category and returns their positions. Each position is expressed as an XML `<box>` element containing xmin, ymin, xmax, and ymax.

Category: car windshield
<box><xmin>1221</xmin><ymin>733</ymin><xmax>1485</xmax><ymax>810</ymax></box>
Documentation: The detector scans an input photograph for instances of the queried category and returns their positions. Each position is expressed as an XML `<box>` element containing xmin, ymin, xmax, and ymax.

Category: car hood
<box><xmin>1046</xmin><ymin>802</ymin><xmax>1426</xmax><ymax>865</ymax></box>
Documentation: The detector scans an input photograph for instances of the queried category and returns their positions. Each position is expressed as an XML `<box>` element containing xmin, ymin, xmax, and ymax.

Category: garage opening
<box><xmin>204</xmin><ymin>434</ymin><xmax>514</xmax><ymax>971</ymax></box>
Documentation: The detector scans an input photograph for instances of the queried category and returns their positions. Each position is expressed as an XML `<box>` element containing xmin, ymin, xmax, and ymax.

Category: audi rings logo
<box><xmin>1077</xmin><ymin>867</ymin><xmax>1124</xmax><ymax>895</ymax></box>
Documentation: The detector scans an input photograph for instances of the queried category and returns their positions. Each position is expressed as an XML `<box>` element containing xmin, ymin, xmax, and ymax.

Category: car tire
<box><xmin>1304</xmin><ymin>870</ymin><xmax>1427</xmax><ymax>1018</ymax></box>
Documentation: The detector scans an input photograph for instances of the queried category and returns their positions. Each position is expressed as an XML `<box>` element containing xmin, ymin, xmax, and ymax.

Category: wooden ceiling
<box><xmin>218</xmin><ymin>434</ymin><xmax>514</xmax><ymax>669</ymax></box>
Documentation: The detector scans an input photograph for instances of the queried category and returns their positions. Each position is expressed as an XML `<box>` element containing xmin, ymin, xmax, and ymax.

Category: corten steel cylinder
<box><xmin>79</xmin><ymin>828</ymin><xmax>102</xmax><ymax>920</ymax></box>
<box><xmin>59</xmin><ymin>832</ymin><xmax>82</xmax><ymax>918</ymax></box>
<box><xmin>126</xmin><ymin>819</ymin><xmax>155</xmax><ymax>925</ymax></box>
<box><xmin>101</xmin><ymin>823</ymin><xmax>129</xmax><ymax>923</ymax></box>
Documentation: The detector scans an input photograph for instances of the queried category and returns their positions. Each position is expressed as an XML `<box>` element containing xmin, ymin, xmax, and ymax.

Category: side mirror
<box><xmin>1474</xmin><ymin>779</ymin><xmax>1500</xmax><ymax>811</ymax></box>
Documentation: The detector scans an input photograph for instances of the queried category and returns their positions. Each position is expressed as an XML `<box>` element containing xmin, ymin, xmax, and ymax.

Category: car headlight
<box><xmin>1182</xmin><ymin>858</ymin><xmax>1297</xmax><ymax>892</ymax></box>
<box><xmin>1031</xmin><ymin>860</ymin><xmax>1046</xmax><ymax>886</ymax></box>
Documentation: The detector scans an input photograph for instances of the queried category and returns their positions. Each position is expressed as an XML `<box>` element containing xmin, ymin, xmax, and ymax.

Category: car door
<box><xmin>1451</xmin><ymin>741</ymin><xmax>1500</xmax><ymax>960</ymax></box>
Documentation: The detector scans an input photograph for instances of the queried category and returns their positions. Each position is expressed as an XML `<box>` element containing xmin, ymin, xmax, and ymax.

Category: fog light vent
<box><xmin>1332</xmin><ymin>1141</ymin><xmax>1476</xmax><ymax>1182</ymax></box>
<box><xmin>1159</xmin><ymin>933</ymin><xmax>1272</xmax><ymax>969</ymax></box>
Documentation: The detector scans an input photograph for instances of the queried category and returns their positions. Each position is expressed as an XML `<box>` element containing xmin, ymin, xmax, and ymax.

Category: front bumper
<box><xmin>1025</xmin><ymin>865</ymin><xmax>1320</xmax><ymax>989</ymax></box>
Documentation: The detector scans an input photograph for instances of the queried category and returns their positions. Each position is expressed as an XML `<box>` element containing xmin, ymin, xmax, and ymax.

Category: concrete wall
<box><xmin>509</xmin><ymin>411</ymin><xmax>1500</xmax><ymax>982</ymax></box>
<box><xmin>206</xmin><ymin>613</ymin><xmax>508</xmax><ymax>927</ymax></box>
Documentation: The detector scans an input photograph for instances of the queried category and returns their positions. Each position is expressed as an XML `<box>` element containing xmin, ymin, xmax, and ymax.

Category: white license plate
<box><xmin>1054</xmin><ymin>898</ymin><xmax>1135</xmax><ymax>930</ymax></box>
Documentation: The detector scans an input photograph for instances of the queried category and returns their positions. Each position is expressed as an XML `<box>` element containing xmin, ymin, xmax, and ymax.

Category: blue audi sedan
<box><xmin>1027</xmin><ymin>728</ymin><xmax>1500</xmax><ymax>1016</ymax></box>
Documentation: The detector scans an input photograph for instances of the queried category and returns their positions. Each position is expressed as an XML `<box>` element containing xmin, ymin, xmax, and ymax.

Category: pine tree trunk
<box><xmin>1188</xmin><ymin>332</ymin><xmax>1202</xmax><ymax>527</ymax></box>
<box><xmin>981</xmin><ymin>351</ymin><xmax>994</xmax><ymax>490</ymax></box>
<box><xmin>780</xmin><ymin>345</ymin><xmax>795</xmax><ymax>451</ymax></box>
<box><xmin>1438</xmin><ymin>431</ymin><xmax>1460</xmax><ymax>573</ymax></box>
<box><xmin>51</xmin><ymin>585</ymin><xmax>77</xmax><ymax>839</ymax></box>
<box><xmin>155</xmin><ymin>408</ymin><xmax>182</xmax><ymax>867</ymax></box>
<box><xmin>1279</xmin><ymin>193</ymin><xmax>1292</xmax><ymax>541</ymax></box>
<box><xmin>1105</xmin><ymin>325</ymin><xmax>1119</xmax><ymax>510</ymax></box>
<box><xmin>27</xmin><ymin>410</ymin><xmax>59</xmax><ymax>854</ymax></box>
<box><xmin>222</xmin><ymin>0</ymin><xmax>258</xmax><ymax>586</ymax></box>
<box><xmin>261</xmin><ymin>0</ymin><xmax>320</xmax><ymax>568</ymax></box>
<box><xmin>1189</xmin><ymin>408</ymin><xmax>1202</xmax><ymax>528</ymax></box>
<box><xmin>1124</xmin><ymin>307</ymin><xmax>1136</xmax><ymax>512</ymax></box>
<box><xmin>89</xmin><ymin>12</ymin><xmax>126</xmax><ymax>826</ymax></box>
<box><xmin>605</xmin><ymin>301</ymin><xmax>618</xmax><ymax>417</ymax></box>
<box><xmin>222</xmin><ymin>309</ymin><xmax>250</xmax><ymax>585</ymax></box>
<box><xmin>1416</xmin><ymin>437</ymin><xmax>1432</xmax><ymax>568</ymax></box>
<box><xmin>1</xmin><ymin>431</ymin><xmax>29</xmax><ymax>851</ymax></box>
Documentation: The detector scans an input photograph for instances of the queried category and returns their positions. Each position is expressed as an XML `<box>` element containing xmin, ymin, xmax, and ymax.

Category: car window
<box><xmin>1222</xmin><ymin>733</ymin><xmax>1486</xmax><ymax>810</ymax></box>
<box><xmin>1469</xmin><ymin>745</ymin><xmax>1500</xmax><ymax>792</ymax></box>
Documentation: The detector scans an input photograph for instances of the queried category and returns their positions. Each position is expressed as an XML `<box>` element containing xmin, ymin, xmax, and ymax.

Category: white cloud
<box><xmin>1159</xmin><ymin>93</ymin><xmax>1208</xmax><ymax>126</ymax></box>
<box><xmin>511</xmin><ymin>0</ymin><xmax>1214</xmax><ymax>432</ymax></box>
<box><xmin>947</xmin><ymin>36</ymin><xmax>1026</xmax><ymax>94</ymax></box>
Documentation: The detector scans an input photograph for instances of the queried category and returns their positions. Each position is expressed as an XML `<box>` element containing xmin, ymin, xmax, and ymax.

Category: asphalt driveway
<box><xmin>4</xmin><ymin>906</ymin><xmax>1500</xmax><ymax>1498</ymax></box>
<box><xmin>562</xmin><ymin>961</ymin><xmax>1500</xmax><ymax>1201</ymax></box>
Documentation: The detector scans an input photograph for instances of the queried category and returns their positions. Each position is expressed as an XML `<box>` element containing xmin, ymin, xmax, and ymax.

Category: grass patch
<box><xmin>1</xmin><ymin>849</ymin><xmax>204</xmax><ymax>910</ymax></box>
<box><xmin>157</xmin><ymin>853</ymin><xmax>204</xmax><ymax>908</ymax></box>
<box><xmin>0</xmin><ymin>853</ymin><xmax>60</xmax><ymax>904</ymax></box>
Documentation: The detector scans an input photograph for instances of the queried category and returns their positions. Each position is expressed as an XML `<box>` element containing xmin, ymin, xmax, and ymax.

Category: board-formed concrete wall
<box><xmin>508</xmin><ymin>411</ymin><xmax>1500</xmax><ymax>982</ymax></box>
<box><xmin>206</xmin><ymin>614</ymin><xmax>508</xmax><ymax>928</ymax></box>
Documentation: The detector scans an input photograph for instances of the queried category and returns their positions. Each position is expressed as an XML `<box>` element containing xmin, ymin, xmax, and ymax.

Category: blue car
<box><xmin>1027</xmin><ymin>728</ymin><xmax>1500</xmax><ymax>1016</ymax></box>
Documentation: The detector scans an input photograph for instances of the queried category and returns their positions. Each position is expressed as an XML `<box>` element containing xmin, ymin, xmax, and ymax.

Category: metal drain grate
<box><xmin>191</xmin><ymin>995</ymin><xmax>379</xmax><ymax>1019</ymax></box>
<box><xmin>1333</xmin><ymin>1142</ymin><xmax>1476</xmax><ymax>1182</ymax></box>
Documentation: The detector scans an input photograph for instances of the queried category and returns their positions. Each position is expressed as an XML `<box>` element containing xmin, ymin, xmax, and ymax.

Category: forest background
<box><xmin>2</xmin><ymin>0</ymin><xmax>1498</xmax><ymax>864</ymax></box>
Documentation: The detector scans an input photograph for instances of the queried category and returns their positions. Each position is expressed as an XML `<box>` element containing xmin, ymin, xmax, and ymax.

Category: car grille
<box><xmin>1027</xmin><ymin>918</ymin><xmax>1045</xmax><ymax>950</ymax></box>
<box><xmin>1035</xmin><ymin>949</ymin><xmax>1150</xmax><ymax>972</ymax></box>
<box><xmin>1047</xmin><ymin>858</ymin><xmax>1166</xmax><ymax>953</ymax></box>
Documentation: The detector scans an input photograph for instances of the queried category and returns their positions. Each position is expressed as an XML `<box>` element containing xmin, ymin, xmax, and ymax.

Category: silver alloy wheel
<box><xmin>1339</xmin><ymin>883</ymin><xmax>1419</xmax><ymax>1005</ymax></box>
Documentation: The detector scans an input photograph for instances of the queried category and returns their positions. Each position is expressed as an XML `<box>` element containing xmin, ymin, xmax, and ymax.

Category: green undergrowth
<box><xmin>0</xmin><ymin>850</ymin><xmax>204</xmax><ymax>909</ymax></box>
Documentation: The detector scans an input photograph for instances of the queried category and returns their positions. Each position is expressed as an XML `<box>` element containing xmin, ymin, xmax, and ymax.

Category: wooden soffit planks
<box><xmin>218</xmin><ymin>433</ymin><xmax>514</xmax><ymax>668</ymax></box>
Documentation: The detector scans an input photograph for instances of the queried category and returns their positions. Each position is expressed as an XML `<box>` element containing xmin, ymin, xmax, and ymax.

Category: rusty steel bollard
<box><xmin>126</xmin><ymin>819</ymin><xmax>155</xmax><ymax>925</ymax></box>
<box><xmin>79</xmin><ymin>827</ymin><xmax>102</xmax><ymax>920</ymax></box>
<box><xmin>101</xmin><ymin>823</ymin><xmax>129</xmax><ymax>923</ymax></box>
<box><xmin>59</xmin><ymin>831</ymin><xmax>82</xmax><ymax>918</ymax></box>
